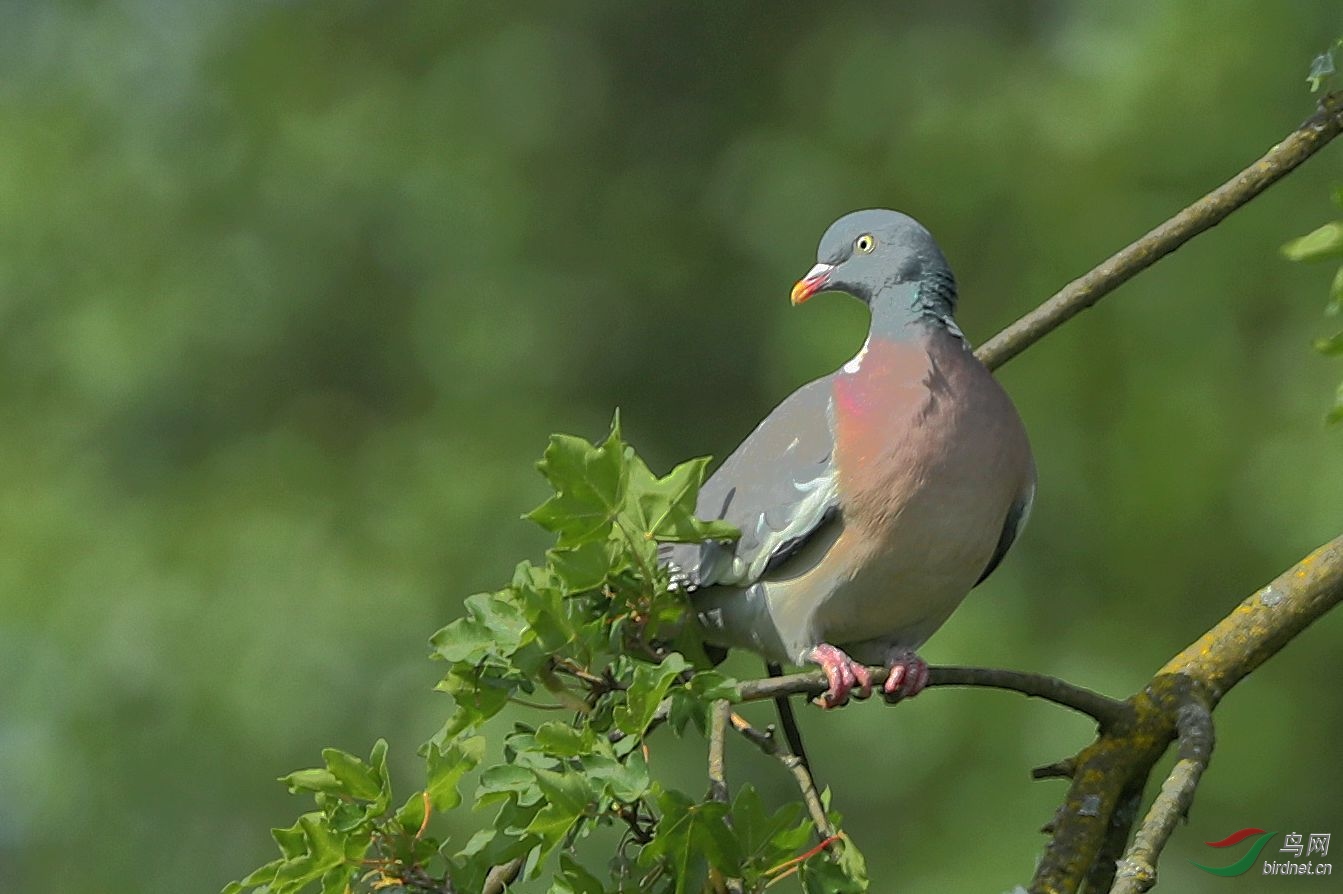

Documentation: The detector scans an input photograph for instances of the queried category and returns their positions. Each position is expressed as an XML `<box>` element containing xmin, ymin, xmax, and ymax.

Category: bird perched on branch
<box><xmin>661</xmin><ymin>209</ymin><xmax>1035</xmax><ymax>708</ymax></box>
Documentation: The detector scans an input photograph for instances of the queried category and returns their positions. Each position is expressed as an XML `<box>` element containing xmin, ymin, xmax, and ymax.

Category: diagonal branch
<box><xmin>728</xmin><ymin>711</ymin><xmax>835</xmax><ymax>841</ymax></box>
<box><xmin>976</xmin><ymin>92</ymin><xmax>1343</xmax><ymax>372</ymax></box>
<box><xmin>1159</xmin><ymin>534</ymin><xmax>1343</xmax><ymax>704</ymax></box>
<box><xmin>1029</xmin><ymin>533</ymin><xmax>1343</xmax><ymax>894</ymax></box>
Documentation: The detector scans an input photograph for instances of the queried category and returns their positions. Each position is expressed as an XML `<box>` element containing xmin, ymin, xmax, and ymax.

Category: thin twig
<box><xmin>729</xmin><ymin>712</ymin><xmax>835</xmax><ymax>841</ymax></box>
<box><xmin>707</xmin><ymin>701</ymin><xmax>744</xmax><ymax>894</ymax></box>
<box><xmin>976</xmin><ymin>92</ymin><xmax>1343</xmax><ymax>371</ymax></box>
<box><xmin>739</xmin><ymin>665</ymin><xmax>1130</xmax><ymax>731</ymax></box>
<box><xmin>763</xmin><ymin>835</ymin><xmax>843</xmax><ymax>887</ymax></box>
<box><xmin>482</xmin><ymin>858</ymin><xmax>523</xmax><ymax>894</ymax></box>
<box><xmin>708</xmin><ymin>699</ymin><xmax>730</xmax><ymax>804</ymax></box>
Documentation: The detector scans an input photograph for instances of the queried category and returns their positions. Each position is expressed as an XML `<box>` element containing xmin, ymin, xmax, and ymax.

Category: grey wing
<box><xmin>974</xmin><ymin>475</ymin><xmax>1036</xmax><ymax>588</ymax></box>
<box><xmin>661</xmin><ymin>379</ymin><xmax>839</xmax><ymax>591</ymax></box>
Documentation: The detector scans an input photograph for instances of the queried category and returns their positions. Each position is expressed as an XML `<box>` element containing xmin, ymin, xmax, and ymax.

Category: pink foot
<box><xmin>808</xmin><ymin>643</ymin><xmax>873</xmax><ymax>708</ymax></box>
<box><xmin>882</xmin><ymin>652</ymin><xmax>930</xmax><ymax>703</ymax></box>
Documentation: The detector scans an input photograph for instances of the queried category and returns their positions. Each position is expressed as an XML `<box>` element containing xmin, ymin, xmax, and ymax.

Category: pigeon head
<box><xmin>790</xmin><ymin>209</ymin><xmax>957</xmax><ymax>325</ymax></box>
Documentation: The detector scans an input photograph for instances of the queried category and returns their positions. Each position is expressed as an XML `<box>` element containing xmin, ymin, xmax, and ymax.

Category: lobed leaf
<box><xmin>527</xmin><ymin>417</ymin><xmax>629</xmax><ymax>546</ymax></box>
<box><xmin>427</xmin><ymin>734</ymin><xmax>486</xmax><ymax>811</ymax></box>
<box><xmin>615</xmin><ymin>652</ymin><xmax>690</xmax><ymax>735</ymax></box>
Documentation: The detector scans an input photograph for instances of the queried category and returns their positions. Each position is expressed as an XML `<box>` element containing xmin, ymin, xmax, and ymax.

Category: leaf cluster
<box><xmin>1281</xmin><ymin>190</ymin><xmax>1343</xmax><ymax>424</ymax></box>
<box><xmin>225</xmin><ymin>415</ymin><xmax>866</xmax><ymax>893</ymax></box>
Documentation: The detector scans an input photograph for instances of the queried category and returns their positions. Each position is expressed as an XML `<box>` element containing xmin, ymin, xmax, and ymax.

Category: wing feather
<box><xmin>973</xmin><ymin>475</ymin><xmax>1035</xmax><ymax>587</ymax></box>
<box><xmin>661</xmin><ymin>379</ymin><xmax>839</xmax><ymax>590</ymax></box>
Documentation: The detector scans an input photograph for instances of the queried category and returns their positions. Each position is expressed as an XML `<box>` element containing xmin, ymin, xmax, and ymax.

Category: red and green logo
<box><xmin>1190</xmin><ymin>828</ymin><xmax>1279</xmax><ymax>876</ymax></box>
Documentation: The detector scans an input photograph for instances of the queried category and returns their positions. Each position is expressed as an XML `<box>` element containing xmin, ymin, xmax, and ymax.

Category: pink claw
<box><xmin>882</xmin><ymin>652</ymin><xmax>930</xmax><ymax>702</ymax></box>
<box><xmin>808</xmin><ymin>643</ymin><xmax>873</xmax><ymax>708</ymax></box>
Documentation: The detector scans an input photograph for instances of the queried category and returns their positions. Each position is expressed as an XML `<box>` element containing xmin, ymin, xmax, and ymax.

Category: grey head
<box><xmin>790</xmin><ymin>209</ymin><xmax>957</xmax><ymax>333</ymax></box>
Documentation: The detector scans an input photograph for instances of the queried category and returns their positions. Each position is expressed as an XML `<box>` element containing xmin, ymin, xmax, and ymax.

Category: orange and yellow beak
<box><xmin>790</xmin><ymin>262</ymin><xmax>836</xmax><ymax>305</ymax></box>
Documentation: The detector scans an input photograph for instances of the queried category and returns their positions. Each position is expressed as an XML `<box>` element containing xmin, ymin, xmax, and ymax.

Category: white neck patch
<box><xmin>842</xmin><ymin>337</ymin><xmax>870</xmax><ymax>374</ymax></box>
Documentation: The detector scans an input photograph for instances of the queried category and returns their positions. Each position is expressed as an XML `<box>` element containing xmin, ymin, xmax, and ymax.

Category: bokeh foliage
<box><xmin>3</xmin><ymin>3</ymin><xmax>1342</xmax><ymax>892</ymax></box>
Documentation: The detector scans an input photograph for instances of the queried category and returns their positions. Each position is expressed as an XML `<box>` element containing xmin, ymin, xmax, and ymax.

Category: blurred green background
<box><xmin>3</xmin><ymin>2</ymin><xmax>1341</xmax><ymax>891</ymax></box>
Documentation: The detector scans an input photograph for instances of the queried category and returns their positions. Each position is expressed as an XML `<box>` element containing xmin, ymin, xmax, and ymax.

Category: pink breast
<box><xmin>831</xmin><ymin>338</ymin><xmax>937</xmax><ymax>482</ymax></box>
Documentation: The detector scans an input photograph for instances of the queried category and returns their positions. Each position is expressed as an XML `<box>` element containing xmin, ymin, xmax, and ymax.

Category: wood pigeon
<box><xmin>661</xmin><ymin>210</ymin><xmax>1036</xmax><ymax>708</ymax></box>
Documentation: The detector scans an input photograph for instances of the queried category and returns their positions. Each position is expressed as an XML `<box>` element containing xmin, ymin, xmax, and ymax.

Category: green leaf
<box><xmin>299</xmin><ymin>813</ymin><xmax>345</xmax><ymax>867</ymax></box>
<box><xmin>527</xmin><ymin>417</ymin><xmax>628</xmax><ymax>547</ymax></box>
<box><xmin>1309</xmin><ymin>49</ymin><xmax>1336</xmax><ymax>92</ymax></box>
<box><xmin>550</xmin><ymin>854</ymin><xmax>607</xmax><ymax>894</ymax></box>
<box><xmin>614</xmin><ymin>653</ymin><xmax>690</xmax><ymax>735</ymax></box>
<box><xmin>534</xmin><ymin>721</ymin><xmax>596</xmax><ymax>758</ymax></box>
<box><xmin>732</xmin><ymin>785</ymin><xmax>810</xmax><ymax>873</ymax></box>
<box><xmin>796</xmin><ymin>827</ymin><xmax>868</xmax><ymax>892</ymax></box>
<box><xmin>639</xmin><ymin>790</ymin><xmax>742</xmax><ymax>893</ymax></box>
<box><xmin>664</xmin><ymin>670</ymin><xmax>740</xmax><ymax>736</ymax></box>
<box><xmin>272</xmin><ymin>817</ymin><xmax>310</xmax><ymax>859</ymax></box>
<box><xmin>434</xmin><ymin>668</ymin><xmax>516</xmax><ymax>737</ymax></box>
<box><xmin>666</xmin><ymin>687</ymin><xmax>700</xmax><ymax>736</ymax></box>
<box><xmin>279</xmin><ymin>768</ymin><xmax>342</xmax><ymax>796</ymax></box>
<box><xmin>548</xmin><ymin>539</ymin><xmax>615</xmax><ymax>593</ymax></box>
<box><xmin>1328</xmin><ymin>383</ymin><xmax>1343</xmax><ymax>426</ymax></box>
<box><xmin>687</xmin><ymin>670</ymin><xmax>740</xmax><ymax>702</ymax></box>
<box><xmin>1282</xmin><ymin>221</ymin><xmax>1343</xmax><ymax>262</ymax></box>
<box><xmin>799</xmin><ymin>857</ymin><xmax>869</xmax><ymax>893</ymax></box>
<box><xmin>319</xmin><ymin>865</ymin><xmax>353</xmax><ymax>894</ymax></box>
<box><xmin>263</xmin><ymin>813</ymin><xmax>350</xmax><ymax>891</ymax></box>
<box><xmin>510</xmin><ymin>560</ymin><xmax>585</xmax><ymax>656</ymax></box>
<box><xmin>320</xmin><ymin>747</ymin><xmax>381</xmax><ymax>802</ymax></box>
<box><xmin>1315</xmin><ymin>330</ymin><xmax>1343</xmax><ymax>356</ymax></box>
<box><xmin>394</xmin><ymin>790</ymin><xmax>428</xmax><ymax>835</ymax></box>
<box><xmin>833</xmin><ymin>833</ymin><xmax>869</xmax><ymax>889</ymax></box>
<box><xmin>430</xmin><ymin>590</ymin><xmax>530</xmax><ymax>664</ymax></box>
<box><xmin>580</xmin><ymin>749</ymin><xmax>651</xmax><ymax>803</ymax></box>
<box><xmin>624</xmin><ymin>454</ymin><xmax>740</xmax><ymax>543</ymax></box>
<box><xmin>427</xmin><ymin>735</ymin><xmax>486</xmax><ymax>811</ymax></box>
<box><xmin>531</xmin><ymin>766</ymin><xmax>597</xmax><ymax>818</ymax></box>
<box><xmin>220</xmin><ymin>857</ymin><xmax>285</xmax><ymax>894</ymax></box>
<box><xmin>478</xmin><ymin>764</ymin><xmax>543</xmax><ymax>807</ymax></box>
<box><xmin>1326</xmin><ymin>265</ymin><xmax>1343</xmax><ymax>316</ymax></box>
<box><xmin>452</xmin><ymin>828</ymin><xmax>539</xmax><ymax>894</ymax></box>
<box><xmin>527</xmin><ymin>767</ymin><xmax>599</xmax><ymax>859</ymax></box>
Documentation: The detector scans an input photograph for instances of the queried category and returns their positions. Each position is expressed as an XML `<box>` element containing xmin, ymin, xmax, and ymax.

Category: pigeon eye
<box><xmin>854</xmin><ymin>234</ymin><xmax>876</xmax><ymax>254</ymax></box>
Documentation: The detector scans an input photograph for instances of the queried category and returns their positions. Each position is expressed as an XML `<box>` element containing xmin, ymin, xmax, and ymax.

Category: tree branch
<box><xmin>1159</xmin><ymin>534</ymin><xmax>1343</xmax><ymax>704</ymax></box>
<box><xmin>976</xmin><ymin>92</ymin><xmax>1343</xmax><ymax>372</ymax></box>
<box><xmin>1110</xmin><ymin>695</ymin><xmax>1215</xmax><ymax>894</ymax></box>
<box><xmin>708</xmin><ymin>698</ymin><xmax>730</xmax><ymax>804</ymax></box>
<box><xmin>738</xmin><ymin>664</ymin><xmax>1130</xmax><ymax>730</ymax></box>
<box><xmin>1029</xmin><ymin>533</ymin><xmax>1343</xmax><ymax>894</ymax></box>
<box><xmin>728</xmin><ymin>711</ymin><xmax>836</xmax><ymax>841</ymax></box>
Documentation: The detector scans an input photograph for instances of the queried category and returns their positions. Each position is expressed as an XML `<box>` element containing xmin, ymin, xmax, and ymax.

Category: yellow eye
<box><xmin>854</xmin><ymin>233</ymin><xmax>876</xmax><ymax>254</ymax></box>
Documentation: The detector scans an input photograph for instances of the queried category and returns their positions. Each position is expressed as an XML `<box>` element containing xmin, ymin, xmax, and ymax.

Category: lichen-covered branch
<box><xmin>1110</xmin><ymin>695</ymin><xmax>1215</xmax><ymax>894</ymax></box>
<box><xmin>1159</xmin><ymin>535</ymin><xmax>1343</xmax><ymax>703</ymax></box>
<box><xmin>976</xmin><ymin>92</ymin><xmax>1343</xmax><ymax>372</ymax></box>
<box><xmin>1029</xmin><ymin>534</ymin><xmax>1343</xmax><ymax>894</ymax></box>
